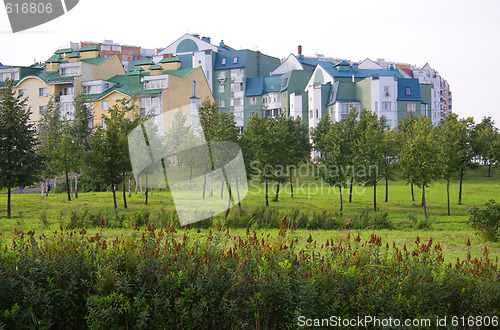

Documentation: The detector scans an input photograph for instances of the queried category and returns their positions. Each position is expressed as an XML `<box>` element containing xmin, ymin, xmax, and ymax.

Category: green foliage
<box><xmin>469</xmin><ymin>199</ymin><xmax>500</xmax><ymax>241</ymax></box>
<box><xmin>0</xmin><ymin>80</ymin><xmax>41</xmax><ymax>218</ymax></box>
<box><xmin>0</xmin><ymin>228</ymin><xmax>498</xmax><ymax>328</ymax></box>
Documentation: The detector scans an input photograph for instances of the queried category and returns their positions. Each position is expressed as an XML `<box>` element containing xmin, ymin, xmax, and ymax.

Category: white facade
<box><xmin>289</xmin><ymin>92</ymin><xmax>303</xmax><ymax>119</ymax></box>
<box><xmin>371</xmin><ymin>76</ymin><xmax>398</xmax><ymax>129</ymax></box>
<box><xmin>271</xmin><ymin>54</ymin><xmax>304</xmax><ymax>75</ymax></box>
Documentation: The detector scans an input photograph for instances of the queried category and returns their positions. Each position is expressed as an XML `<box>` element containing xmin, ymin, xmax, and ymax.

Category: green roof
<box><xmin>36</xmin><ymin>70</ymin><xmax>76</xmax><ymax>83</ymax></box>
<box><xmin>79</xmin><ymin>45</ymin><xmax>100</xmax><ymax>52</ymax></box>
<box><xmin>163</xmin><ymin>67</ymin><xmax>196</xmax><ymax>78</ymax></box>
<box><xmin>130</xmin><ymin>66</ymin><xmax>145</xmax><ymax>72</ymax></box>
<box><xmin>80</xmin><ymin>57</ymin><xmax>112</xmax><ymax>65</ymax></box>
<box><xmin>55</xmin><ymin>48</ymin><xmax>74</xmax><ymax>54</ymax></box>
<box><xmin>149</xmin><ymin>65</ymin><xmax>163</xmax><ymax>70</ymax></box>
<box><xmin>46</xmin><ymin>54</ymin><xmax>63</xmax><ymax>63</ymax></box>
<box><xmin>159</xmin><ymin>57</ymin><xmax>180</xmax><ymax>63</ymax></box>
<box><xmin>133</xmin><ymin>59</ymin><xmax>155</xmax><ymax>66</ymax></box>
<box><xmin>66</xmin><ymin>52</ymin><xmax>80</xmax><ymax>59</ymax></box>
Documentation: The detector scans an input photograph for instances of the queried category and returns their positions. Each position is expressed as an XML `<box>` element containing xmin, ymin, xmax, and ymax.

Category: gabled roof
<box><xmin>79</xmin><ymin>45</ymin><xmax>100</xmax><ymax>52</ymax></box>
<box><xmin>132</xmin><ymin>59</ymin><xmax>155</xmax><ymax>66</ymax></box>
<box><xmin>66</xmin><ymin>52</ymin><xmax>80</xmax><ymax>59</ymax></box>
<box><xmin>397</xmin><ymin>78</ymin><xmax>421</xmax><ymax>101</ymax></box>
<box><xmin>214</xmin><ymin>50</ymin><xmax>247</xmax><ymax>70</ymax></box>
<box><xmin>36</xmin><ymin>70</ymin><xmax>76</xmax><ymax>83</ymax></box>
<box><xmin>46</xmin><ymin>54</ymin><xmax>63</xmax><ymax>63</ymax></box>
<box><xmin>80</xmin><ymin>57</ymin><xmax>112</xmax><ymax>65</ymax></box>
<box><xmin>159</xmin><ymin>56</ymin><xmax>180</xmax><ymax>63</ymax></box>
<box><xmin>55</xmin><ymin>48</ymin><xmax>74</xmax><ymax>54</ymax></box>
<box><xmin>163</xmin><ymin>67</ymin><xmax>196</xmax><ymax>77</ymax></box>
<box><xmin>245</xmin><ymin>77</ymin><xmax>264</xmax><ymax>96</ymax></box>
<box><xmin>149</xmin><ymin>65</ymin><xmax>163</xmax><ymax>70</ymax></box>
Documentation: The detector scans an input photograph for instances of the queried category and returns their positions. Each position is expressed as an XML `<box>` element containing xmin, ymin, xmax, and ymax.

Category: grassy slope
<box><xmin>0</xmin><ymin>165</ymin><xmax>499</xmax><ymax>262</ymax></box>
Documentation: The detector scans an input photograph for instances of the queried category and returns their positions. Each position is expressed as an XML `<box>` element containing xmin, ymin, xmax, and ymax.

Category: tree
<box><xmin>311</xmin><ymin>116</ymin><xmax>350</xmax><ymax>212</ymax></box>
<box><xmin>396</xmin><ymin>113</ymin><xmax>418</xmax><ymax>201</ymax></box>
<box><xmin>399</xmin><ymin>115</ymin><xmax>442</xmax><ymax>218</ymax></box>
<box><xmin>471</xmin><ymin>117</ymin><xmax>499</xmax><ymax>177</ymax></box>
<box><xmin>0</xmin><ymin>81</ymin><xmax>40</xmax><ymax>218</ymax></box>
<box><xmin>86</xmin><ymin>99</ymin><xmax>139</xmax><ymax>210</ymax></box>
<box><xmin>438</xmin><ymin>114</ymin><xmax>474</xmax><ymax>214</ymax></box>
<box><xmin>70</xmin><ymin>94</ymin><xmax>93</xmax><ymax>198</ymax></box>
<box><xmin>381</xmin><ymin>129</ymin><xmax>398</xmax><ymax>203</ymax></box>
<box><xmin>357</xmin><ymin>110</ymin><xmax>387</xmax><ymax>212</ymax></box>
<box><xmin>282</xmin><ymin>116</ymin><xmax>310</xmax><ymax>198</ymax></box>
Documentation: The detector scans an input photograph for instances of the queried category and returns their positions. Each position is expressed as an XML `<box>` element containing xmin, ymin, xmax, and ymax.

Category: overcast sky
<box><xmin>1</xmin><ymin>0</ymin><xmax>499</xmax><ymax>126</ymax></box>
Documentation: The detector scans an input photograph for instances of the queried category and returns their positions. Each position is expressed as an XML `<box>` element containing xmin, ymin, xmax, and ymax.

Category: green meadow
<box><xmin>1</xmin><ymin>165</ymin><xmax>498</xmax><ymax>263</ymax></box>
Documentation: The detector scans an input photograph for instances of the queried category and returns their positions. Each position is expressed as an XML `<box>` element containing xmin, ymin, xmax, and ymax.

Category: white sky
<box><xmin>1</xmin><ymin>0</ymin><xmax>499</xmax><ymax>126</ymax></box>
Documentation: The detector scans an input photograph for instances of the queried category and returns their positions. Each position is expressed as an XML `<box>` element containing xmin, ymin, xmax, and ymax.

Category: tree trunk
<box><xmin>123</xmin><ymin>172</ymin><xmax>128</xmax><ymax>209</ymax></box>
<box><xmin>411</xmin><ymin>182</ymin><xmax>415</xmax><ymax>202</ymax></box>
<box><xmin>190</xmin><ymin>166</ymin><xmax>193</xmax><ymax>183</ymax></box>
<box><xmin>65</xmin><ymin>171</ymin><xmax>71</xmax><ymax>201</ymax></box>
<box><xmin>488</xmin><ymin>162</ymin><xmax>491</xmax><ymax>177</ymax></box>
<box><xmin>150</xmin><ymin>179</ymin><xmax>153</xmax><ymax>196</ymax></box>
<box><xmin>447</xmin><ymin>179</ymin><xmax>450</xmax><ymax>216</ymax></box>
<box><xmin>134</xmin><ymin>177</ymin><xmax>138</xmax><ymax>194</ymax></box>
<box><xmin>265</xmin><ymin>180</ymin><xmax>269</xmax><ymax>207</ymax></box>
<box><xmin>112</xmin><ymin>183</ymin><xmax>117</xmax><ymax>210</ymax></box>
<box><xmin>349</xmin><ymin>175</ymin><xmax>354</xmax><ymax>203</ymax></box>
<box><xmin>289</xmin><ymin>168</ymin><xmax>294</xmax><ymax>198</ymax></box>
<box><xmin>421</xmin><ymin>190</ymin><xmax>424</xmax><ymax>207</ymax></box>
<box><xmin>235</xmin><ymin>175</ymin><xmax>242</xmax><ymax>212</ymax></box>
<box><xmin>145</xmin><ymin>174</ymin><xmax>148</xmax><ymax>205</ymax></box>
<box><xmin>385</xmin><ymin>177</ymin><xmax>388</xmax><ymax>203</ymax></box>
<box><xmin>75</xmin><ymin>174</ymin><xmax>78</xmax><ymax>199</ymax></box>
<box><xmin>225</xmin><ymin>166</ymin><xmax>232</xmax><ymax>218</ymax></box>
<box><xmin>273</xmin><ymin>182</ymin><xmax>280</xmax><ymax>202</ymax></box>
<box><xmin>41</xmin><ymin>180</ymin><xmax>44</xmax><ymax>198</ymax></box>
<box><xmin>203</xmin><ymin>162</ymin><xmax>209</xmax><ymax>199</ymax></box>
<box><xmin>128</xmin><ymin>176</ymin><xmax>132</xmax><ymax>197</ymax></box>
<box><xmin>423</xmin><ymin>184</ymin><xmax>428</xmax><ymax>218</ymax></box>
<box><xmin>374</xmin><ymin>182</ymin><xmax>377</xmax><ymax>212</ymax></box>
<box><xmin>339</xmin><ymin>186</ymin><xmax>343</xmax><ymax>212</ymax></box>
<box><xmin>140</xmin><ymin>176</ymin><xmax>143</xmax><ymax>195</ymax></box>
<box><xmin>54</xmin><ymin>175</ymin><xmax>57</xmax><ymax>189</ymax></box>
<box><xmin>7</xmin><ymin>187</ymin><xmax>11</xmax><ymax>219</ymax></box>
<box><xmin>220</xmin><ymin>180</ymin><xmax>224</xmax><ymax>199</ymax></box>
<box><xmin>458</xmin><ymin>168</ymin><xmax>464</xmax><ymax>205</ymax></box>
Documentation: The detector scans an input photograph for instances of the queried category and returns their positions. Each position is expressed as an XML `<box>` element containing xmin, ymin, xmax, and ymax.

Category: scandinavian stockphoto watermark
<box><xmin>4</xmin><ymin>0</ymin><xmax>79</xmax><ymax>33</ymax></box>
<box><xmin>128</xmin><ymin>105</ymin><xmax>248</xmax><ymax>226</ymax></box>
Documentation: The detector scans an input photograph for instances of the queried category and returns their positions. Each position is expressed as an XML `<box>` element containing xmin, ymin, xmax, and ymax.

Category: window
<box><xmin>102</xmin><ymin>101</ymin><xmax>110</xmax><ymax>111</ymax></box>
<box><xmin>18</xmin><ymin>89</ymin><xmax>26</xmax><ymax>98</ymax></box>
<box><xmin>39</xmin><ymin>88</ymin><xmax>48</xmax><ymax>97</ymax></box>
<box><xmin>309</xmin><ymin>110</ymin><xmax>313</xmax><ymax>119</ymax></box>
<box><xmin>39</xmin><ymin>106</ymin><xmax>47</xmax><ymax>115</ymax></box>
<box><xmin>384</xmin><ymin>86</ymin><xmax>390</xmax><ymax>96</ymax></box>
<box><xmin>218</xmin><ymin>71</ymin><xmax>226</xmax><ymax>79</ymax></box>
<box><xmin>60</xmin><ymin>87</ymin><xmax>73</xmax><ymax>96</ymax></box>
<box><xmin>406</xmin><ymin>103</ymin><xmax>416</xmax><ymax>112</ymax></box>
<box><xmin>282</xmin><ymin>78</ymin><xmax>288</xmax><ymax>87</ymax></box>
<box><xmin>249</xmin><ymin>97</ymin><xmax>257</xmax><ymax>105</ymax></box>
<box><xmin>249</xmin><ymin>112</ymin><xmax>256</xmax><ymax>118</ymax></box>
<box><xmin>315</xmin><ymin>109</ymin><xmax>319</xmax><ymax>118</ymax></box>
<box><xmin>219</xmin><ymin>99</ymin><xmax>226</xmax><ymax>108</ymax></box>
<box><xmin>221</xmin><ymin>58</ymin><xmax>227</xmax><ymax>65</ymax></box>
<box><xmin>405</xmin><ymin>87</ymin><xmax>411</xmax><ymax>96</ymax></box>
<box><xmin>144</xmin><ymin>78</ymin><xmax>166</xmax><ymax>90</ymax></box>
<box><xmin>233</xmin><ymin>57</ymin><xmax>238</xmax><ymax>64</ymax></box>
<box><xmin>374</xmin><ymin>101</ymin><xmax>378</xmax><ymax>112</ymax></box>
<box><xmin>382</xmin><ymin>102</ymin><xmax>391</xmax><ymax>111</ymax></box>
<box><xmin>192</xmin><ymin>81</ymin><xmax>197</xmax><ymax>97</ymax></box>
<box><xmin>219</xmin><ymin>85</ymin><xmax>225</xmax><ymax>93</ymax></box>
<box><xmin>60</xmin><ymin>66</ymin><xmax>80</xmax><ymax>77</ymax></box>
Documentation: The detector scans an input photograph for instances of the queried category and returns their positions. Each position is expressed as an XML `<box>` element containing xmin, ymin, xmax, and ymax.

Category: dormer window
<box><xmin>233</xmin><ymin>57</ymin><xmax>238</xmax><ymax>64</ymax></box>
<box><xmin>221</xmin><ymin>58</ymin><xmax>227</xmax><ymax>65</ymax></box>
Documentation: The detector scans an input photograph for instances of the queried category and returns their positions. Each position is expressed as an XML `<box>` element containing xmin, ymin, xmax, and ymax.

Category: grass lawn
<box><xmin>0</xmin><ymin>165</ymin><xmax>499</xmax><ymax>263</ymax></box>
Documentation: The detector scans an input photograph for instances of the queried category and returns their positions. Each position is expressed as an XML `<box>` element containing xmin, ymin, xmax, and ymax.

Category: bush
<box><xmin>0</xmin><ymin>228</ymin><xmax>498</xmax><ymax>328</ymax></box>
<box><xmin>469</xmin><ymin>199</ymin><xmax>500</xmax><ymax>241</ymax></box>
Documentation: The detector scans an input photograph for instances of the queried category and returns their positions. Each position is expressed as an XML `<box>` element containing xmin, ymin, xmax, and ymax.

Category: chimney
<box><xmin>298</xmin><ymin>45</ymin><xmax>302</xmax><ymax>56</ymax></box>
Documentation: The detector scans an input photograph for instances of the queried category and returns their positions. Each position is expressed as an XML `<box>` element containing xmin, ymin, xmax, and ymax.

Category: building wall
<box><xmin>14</xmin><ymin>77</ymin><xmax>56</xmax><ymax>124</ymax></box>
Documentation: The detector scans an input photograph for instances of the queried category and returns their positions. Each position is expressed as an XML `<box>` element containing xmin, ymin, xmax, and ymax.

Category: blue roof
<box><xmin>263</xmin><ymin>75</ymin><xmax>282</xmax><ymax>93</ymax></box>
<box><xmin>214</xmin><ymin>50</ymin><xmax>247</xmax><ymax>70</ymax></box>
<box><xmin>245</xmin><ymin>77</ymin><xmax>264</xmax><ymax>96</ymax></box>
<box><xmin>319</xmin><ymin>61</ymin><xmax>405</xmax><ymax>80</ymax></box>
<box><xmin>397</xmin><ymin>78</ymin><xmax>421</xmax><ymax>101</ymax></box>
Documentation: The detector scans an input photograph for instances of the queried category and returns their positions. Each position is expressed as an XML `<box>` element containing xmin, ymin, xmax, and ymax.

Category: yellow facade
<box><xmin>13</xmin><ymin>77</ymin><xmax>57</xmax><ymax>124</ymax></box>
<box><xmin>91</xmin><ymin>91</ymin><xmax>140</xmax><ymax>127</ymax></box>
<box><xmin>162</xmin><ymin>67</ymin><xmax>213</xmax><ymax>112</ymax></box>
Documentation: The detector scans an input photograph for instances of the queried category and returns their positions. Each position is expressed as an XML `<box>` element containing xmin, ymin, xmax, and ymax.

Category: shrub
<box><xmin>469</xmin><ymin>199</ymin><xmax>500</xmax><ymax>241</ymax></box>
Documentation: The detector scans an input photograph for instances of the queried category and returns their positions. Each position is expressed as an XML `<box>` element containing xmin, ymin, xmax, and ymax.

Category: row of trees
<box><xmin>311</xmin><ymin>108</ymin><xmax>500</xmax><ymax>217</ymax></box>
<box><xmin>1</xmin><ymin>77</ymin><xmax>499</xmax><ymax>219</ymax></box>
